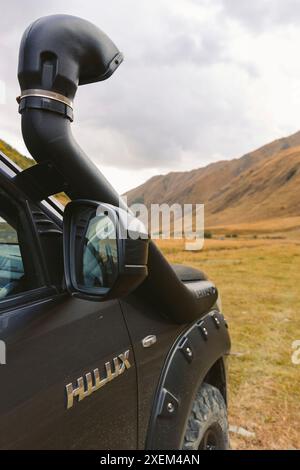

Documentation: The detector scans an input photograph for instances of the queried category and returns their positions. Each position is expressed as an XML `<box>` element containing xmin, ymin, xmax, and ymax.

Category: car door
<box><xmin>0</xmin><ymin>180</ymin><xmax>137</xmax><ymax>449</ymax></box>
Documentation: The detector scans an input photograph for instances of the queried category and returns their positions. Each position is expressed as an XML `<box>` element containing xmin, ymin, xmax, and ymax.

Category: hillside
<box><xmin>2</xmin><ymin>132</ymin><xmax>299</xmax><ymax>230</ymax></box>
<box><xmin>126</xmin><ymin>131</ymin><xmax>300</xmax><ymax>231</ymax></box>
<box><xmin>0</xmin><ymin>139</ymin><xmax>34</xmax><ymax>170</ymax></box>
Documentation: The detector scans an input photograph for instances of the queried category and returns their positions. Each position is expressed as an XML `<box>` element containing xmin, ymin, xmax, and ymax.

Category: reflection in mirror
<box><xmin>75</xmin><ymin>210</ymin><xmax>118</xmax><ymax>290</ymax></box>
<box><xmin>64</xmin><ymin>200</ymin><xmax>149</xmax><ymax>301</ymax></box>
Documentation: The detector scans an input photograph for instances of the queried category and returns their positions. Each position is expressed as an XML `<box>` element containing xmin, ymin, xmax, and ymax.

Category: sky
<box><xmin>1</xmin><ymin>0</ymin><xmax>300</xmax><ymax>193</ymax></box>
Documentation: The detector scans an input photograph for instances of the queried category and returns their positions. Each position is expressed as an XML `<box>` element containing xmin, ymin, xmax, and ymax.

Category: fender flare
<box><xmin>145</xmin><ymin>310</ymin><xmax>231</xmax><ymax>449</ymax></box>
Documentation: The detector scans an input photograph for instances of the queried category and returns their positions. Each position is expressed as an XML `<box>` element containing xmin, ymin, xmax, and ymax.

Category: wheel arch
<box><xmin>203</xmin><ymin>357</ymin><xmax>228</xmax><ymax>405</ymax></box>
<box><xmin>145</xmin><ymin>310</ymin><xmax>231</xmax><ymax>450</ymax></box>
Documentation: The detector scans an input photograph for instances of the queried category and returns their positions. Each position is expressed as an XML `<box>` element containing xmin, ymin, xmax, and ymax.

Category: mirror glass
<box><xmin>74</xmin><ymin>209</ymin><xmax>118</xmax><ymax>290</ymax></box>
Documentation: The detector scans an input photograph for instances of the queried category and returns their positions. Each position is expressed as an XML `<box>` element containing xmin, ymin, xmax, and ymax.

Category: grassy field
<box><xmin>157</xmin><ymin>235</ymin><xmax>300</xmax><ymax>450</ymax></box>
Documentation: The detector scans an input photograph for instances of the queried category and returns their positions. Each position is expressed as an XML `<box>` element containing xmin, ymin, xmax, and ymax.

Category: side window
<box><xmin>0</xmin><ymin>196</ymin><xmax>42</xmax><ymax>301</ymax></box>
<box><xmin>0</xmin><ymin>217</ymin><xmax>25</xmax><ymax>299</ymax></box>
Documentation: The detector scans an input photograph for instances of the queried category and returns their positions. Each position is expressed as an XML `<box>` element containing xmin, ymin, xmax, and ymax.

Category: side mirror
<box><xmin>63</xmin><ymin>200</ymin><xmax>149</xmax><ymax>301</ymax></box>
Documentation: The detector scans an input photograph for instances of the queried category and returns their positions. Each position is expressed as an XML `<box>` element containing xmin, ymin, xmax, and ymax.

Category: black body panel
<box><xmin>0</xmin><ymin>293</ymin><xmax>137</xmax><ymax>449</ymax></box>
<box><xmin>120</xmin><ymin>296</ymin><xmax>184</xmax><ymax>449</ymax></box>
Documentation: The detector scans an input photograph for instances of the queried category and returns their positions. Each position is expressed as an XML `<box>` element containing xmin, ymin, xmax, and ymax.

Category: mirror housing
<box><xmin>63</xmin><ymin>200</ymin><xmax>149</xmax><ymax>301</ymax></box>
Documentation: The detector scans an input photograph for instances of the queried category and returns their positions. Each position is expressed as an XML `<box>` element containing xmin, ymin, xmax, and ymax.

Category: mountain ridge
<box><xmin>1</xmin><ymin>133</ymin><xmax>299</xmax><ymax>230</ymax></box>
<box><xmin>126</xmin><ymin>130</ymin><xmax>300</xmax><ymax>229</ymax></box>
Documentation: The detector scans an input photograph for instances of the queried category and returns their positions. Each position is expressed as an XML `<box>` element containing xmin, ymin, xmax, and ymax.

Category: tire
<box><xmin>182</xmin><ymin>382</ymin><xmax>229</xmax><ymax>450</ymax></box>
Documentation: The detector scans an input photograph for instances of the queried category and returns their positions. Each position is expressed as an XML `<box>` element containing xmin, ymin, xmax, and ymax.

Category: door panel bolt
<box><xmin>167</xmin><ymin>402</ymin><xmax>175</xmax><ymax>413</ymax></box>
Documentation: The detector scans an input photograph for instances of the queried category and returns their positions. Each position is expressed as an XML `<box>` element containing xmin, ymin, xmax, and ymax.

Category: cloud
<box><xmin>0</xmin><ymin>0</ymin><xmax>300</xmax><ymax>193</ymax></box>
<box><xmin>217</xmin><ymin>0</ymin><xmax>300</xmax><ymax>31</ymax></box>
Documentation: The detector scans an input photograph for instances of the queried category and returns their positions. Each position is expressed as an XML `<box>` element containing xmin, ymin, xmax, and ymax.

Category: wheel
<box><xmin>182</xmin><ymin>382</ymin><xmax>229</xmax><ymax>450</ymax></box>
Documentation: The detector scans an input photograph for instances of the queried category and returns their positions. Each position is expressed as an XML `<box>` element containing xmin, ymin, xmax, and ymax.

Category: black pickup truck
<box><xmin>0</xmin><ymin>14</ymin><xmax>231</xmax><ymax>450</ymax></box>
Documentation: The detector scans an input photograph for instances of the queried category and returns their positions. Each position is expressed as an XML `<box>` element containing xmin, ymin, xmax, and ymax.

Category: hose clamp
<box><xmin>16</xmin><ymin>89</ymin><xmax>73</xmax><ymax>109</ymax></box>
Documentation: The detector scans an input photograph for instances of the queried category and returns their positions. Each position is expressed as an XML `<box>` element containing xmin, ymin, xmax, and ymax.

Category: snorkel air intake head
<box><xmin>17</xmin><ymin>14</ymin><xmax>125</xmax><ymax>203</ymax></box>
<box><xmin>18</xmin><ymin>14</ymin><xmax>123</xmax><ymax>121</ymax></box>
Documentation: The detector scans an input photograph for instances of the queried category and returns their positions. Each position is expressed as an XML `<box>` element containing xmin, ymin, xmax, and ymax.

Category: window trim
<box><xmin>0</xmin><ymin>174</ymin><xmax>52</xmax><ymax>307</ymax></box>
<box><xmin>0</xmin><ymin>286</ymin><xmax>59</xmax><ymax>312</ymax></box>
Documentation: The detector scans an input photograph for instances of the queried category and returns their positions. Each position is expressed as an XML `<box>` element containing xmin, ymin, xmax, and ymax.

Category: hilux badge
<box><xmin>65</xmin><ymin>350</ymin><xmax>131</xmax><ymax>409</ymax></box>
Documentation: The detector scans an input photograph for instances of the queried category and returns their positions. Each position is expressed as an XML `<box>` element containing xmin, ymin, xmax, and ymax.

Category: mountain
<box><xmin>2</xmin><ymin>133</ymin><xmax>299</xmax><ymax>232</ymax></box>
<box><xmin>126</xmin><ymin>131</ymin><xmax>300</xmax><ymax>231</ymax></box>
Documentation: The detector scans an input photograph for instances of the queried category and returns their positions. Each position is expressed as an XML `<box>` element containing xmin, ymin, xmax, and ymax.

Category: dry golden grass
<box><xmin>207</xmin><ymin>216</ymin><xmax>300</xmax><ymax>235</ymax></box>
<box><xmin>156</xmin><ymin>235</ymin><xmax>300</xmax><ymax>449</ymax></box>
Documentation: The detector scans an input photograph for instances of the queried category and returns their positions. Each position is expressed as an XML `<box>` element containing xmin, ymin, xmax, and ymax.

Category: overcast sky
<box><xmin>1</xmin><ymin>0</ymin><xmax>300</xmax><ymax>193</ymax></box>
